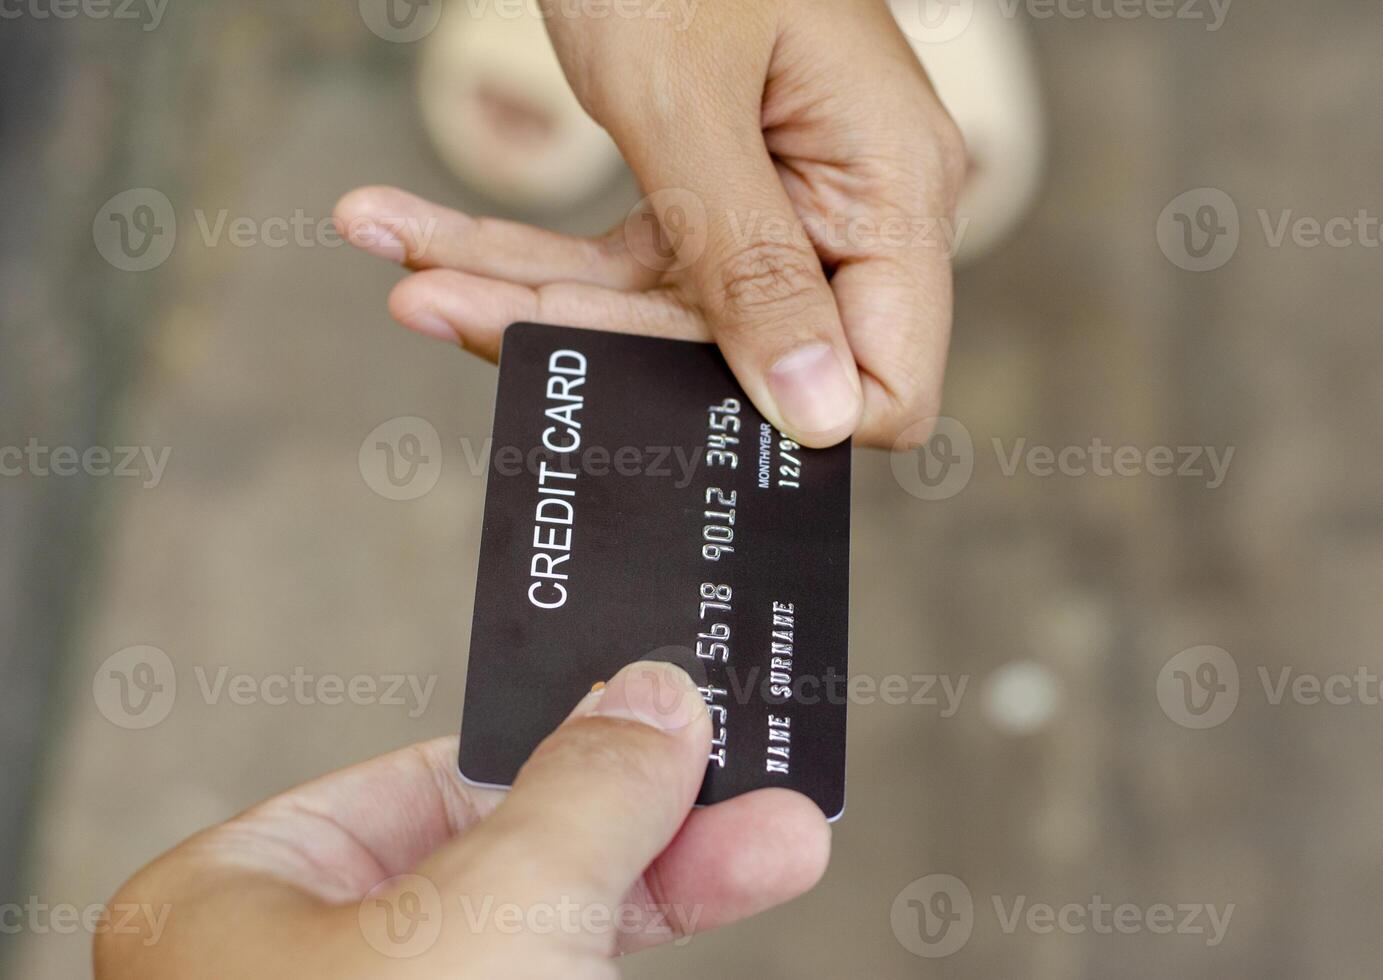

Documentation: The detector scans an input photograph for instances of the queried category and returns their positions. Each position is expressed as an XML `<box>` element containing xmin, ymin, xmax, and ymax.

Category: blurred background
<box><xmin>3</xmin><ymin>0</ymin><xmax>1382</xmax><ymax>977</ymax></box>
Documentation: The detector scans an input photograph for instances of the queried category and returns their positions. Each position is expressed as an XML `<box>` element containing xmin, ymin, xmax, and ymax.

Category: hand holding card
<box><xmin>97</xmin><ymin>664</ymin><xmax>831</xmax><ymax>977</ymax></box>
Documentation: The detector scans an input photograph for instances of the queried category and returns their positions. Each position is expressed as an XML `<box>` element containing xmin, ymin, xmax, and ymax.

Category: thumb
<box><xmin>619</xmin><ymin>125</ymin><xmax>864</xmax><ymax>448</ymax></box>
<box><xmin>429</xmin><ymin>661</ymin><xmax>711</xmax><ymax>915</ymax></box>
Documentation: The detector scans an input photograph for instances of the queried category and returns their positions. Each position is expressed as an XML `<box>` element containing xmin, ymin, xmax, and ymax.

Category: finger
<box><xmin>610</xmin><ymin>119</ymin><xmax>864</xmax><ymax>448</ymax></box>
<box><xmin>334</xmin><ymin>185</ymin><xmax>660</xmax><ymax>290</ymax></box>
<box><xmin>771</xmin><ymin>159</ymin><xmax>958</xmax><ymax>449</ymax></box>
<box><xmin>832</xmin><ymin>253</ymin><xmax>954</xmax><ymax>449</ymax></box>
<box><xmin>387</xmin><ymin>268</ymin><xmax>708</xmax><ymax>361</ymax></box>
<box><xmin>782</xmin><ymin>130</ymin><xmax>962</xmax><ymax>449</ymax></box>
<box><xmin>422</xmin><ymin>661</ymin><xmax>711</xmax><ymax>916</ymax></box>
<box><xmin>616</xmin><ymin>788</ymin><xmax>831</xmax><ymax>954</ymax></box>
<box><xmin>224</xmin><ymin>729</ymin><xmax>826</xmax><ymax>955</ymax></box>
<box><xmin>215</xmin><ymin>725</ymin><xmax>824</xmax><ymax>957</ymax></box>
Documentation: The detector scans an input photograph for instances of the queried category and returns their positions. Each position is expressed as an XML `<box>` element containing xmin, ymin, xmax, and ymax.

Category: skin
<box><xmin>335</xmin><ymin>0</ymin><xmax>965</xmax><ymax>449</ymax></box>
<box><xmin>95</xmin><ymin>663</ymin><xmax>831</xmax><ymax>979</ymax></box>
<box><xmin>101</xmin><ymin>3</ymin><xmax>963</xmax><ymax>974</ymax></box>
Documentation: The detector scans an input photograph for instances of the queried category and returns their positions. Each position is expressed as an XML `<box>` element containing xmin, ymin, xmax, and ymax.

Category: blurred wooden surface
<box><xmin>6</xmin><ymin>1</ymin><xmax>1383</xmax><ymax>977</ymax></box>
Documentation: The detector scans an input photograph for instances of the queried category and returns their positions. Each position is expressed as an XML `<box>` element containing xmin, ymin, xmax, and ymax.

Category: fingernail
<box><xmin>562</xmin><ymin>682</ymin><xmax>607</xmax><ymax>724</ymax></box>
<box><xmin>767</xmin><ymin>343</ymin><xmax>861</xmax><ymax>441</ymax></box>
<box><xmin>592</xmin><ymin>662</ymin><xmax>704</xmax><ymax>732</ymax></box>
<box><xmin>402</xmin><ymin>309</ymin><xmax>455</xmax><ymax>343</ymax></box>
<box><xmin>342</xmin><ymin>218</ymin><xmax>407</xmax><ymax>263</ymax></box>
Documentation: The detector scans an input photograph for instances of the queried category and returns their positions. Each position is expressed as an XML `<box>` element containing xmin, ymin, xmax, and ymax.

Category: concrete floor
<box><xmin>6</xmin><ymin>1</ymin><xmax>1383</xmax><ymax>977</ymax></box>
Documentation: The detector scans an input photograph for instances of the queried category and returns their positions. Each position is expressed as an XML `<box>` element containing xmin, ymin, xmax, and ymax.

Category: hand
<box><xmin>96</xmin><ymin>662</ymin><xmax>830</xmax><ymax>979</ymax></box>
<box><xmin>334</xmin><ymin>0</ymin><xmax>965</xmax><ymax>449</ymax></box>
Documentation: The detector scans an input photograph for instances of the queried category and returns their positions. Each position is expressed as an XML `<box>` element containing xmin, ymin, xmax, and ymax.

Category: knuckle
<box><xmin>923</xmin><ymin>111</ymin><xmax>969</xmax><ymax>203</ymax></box>
<box><xmin>715</xmin><ymin>240</ymin><xmax>824</xmax><ymax>321</ymax></box>
<box><xmin>883</xmin><ymin>106</ymin><xmax>968</xmax><ymax>208</ymax></box>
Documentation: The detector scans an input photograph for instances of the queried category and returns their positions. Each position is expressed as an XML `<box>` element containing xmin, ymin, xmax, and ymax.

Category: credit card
<box><xmin>458</xmin><ymin>323</ymin><xmax>851</xmax><ymax>819</ymax></box>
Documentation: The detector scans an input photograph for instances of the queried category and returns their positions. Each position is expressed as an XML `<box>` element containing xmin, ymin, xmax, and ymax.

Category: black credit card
<box><xmin>458</xmin><ymin>323</ymin><xmax>851</xmax><ymax>819</ymax></box>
